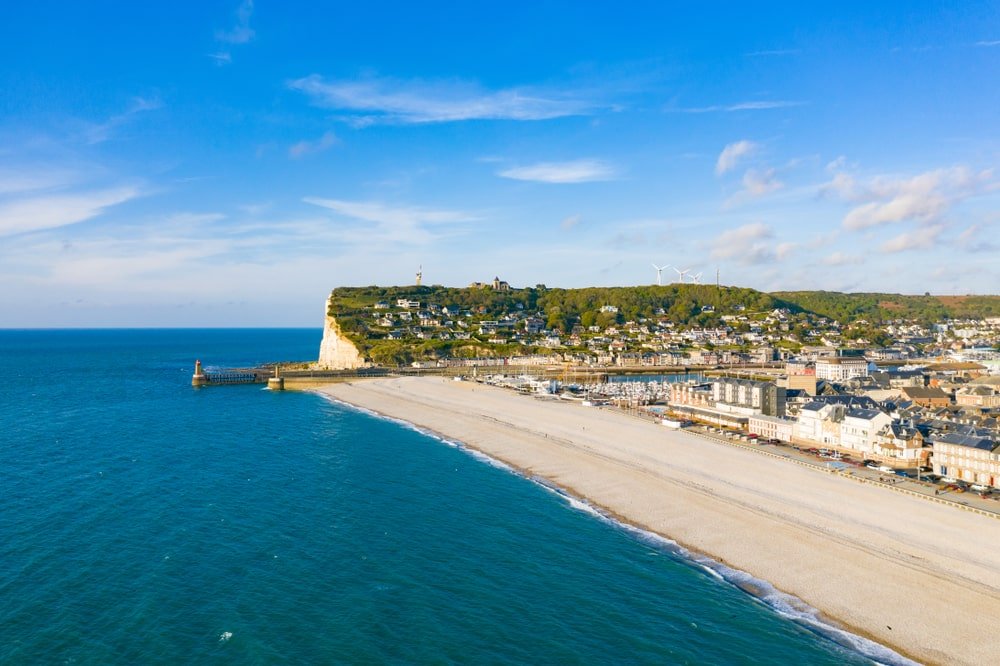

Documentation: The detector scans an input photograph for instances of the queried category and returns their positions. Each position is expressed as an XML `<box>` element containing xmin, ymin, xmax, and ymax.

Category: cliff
<box><xmin>316</xmin><ymin>296</ymin><xmax>366</xmax><ymax>369</ymax></box>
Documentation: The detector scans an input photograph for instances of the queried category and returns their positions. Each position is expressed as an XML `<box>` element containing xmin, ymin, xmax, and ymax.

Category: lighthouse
<box><xmin>192</xmin><ymin>359</ymin><xmax>208</xmax><ymax>387</ymax></box>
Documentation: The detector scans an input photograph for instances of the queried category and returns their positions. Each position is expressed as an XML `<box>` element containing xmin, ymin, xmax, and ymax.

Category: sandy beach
<box><xmin>318</xmin><ymin>376</ymin><xmax>1000</xmax><ymax>666</ymax></box>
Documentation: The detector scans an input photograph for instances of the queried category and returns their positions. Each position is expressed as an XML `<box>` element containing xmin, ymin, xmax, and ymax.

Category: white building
<box><xmin>815</xmin><ymin>356</ymin><xmax>869</xmax><ymax>381</ymax></box>
<box><xmin>838</xmin><ymin>408</ymin><xmax>892</xmax><ymax>456</ymax></box>
<box><xmin>748</xmin><ymin>414</ymin><xmax>795</xmax><ymax>441</ymax></box>
<box><xmin>795</xmin><ymin>402</ymin><xmax>844</xmax><ymax>446</ymax></box>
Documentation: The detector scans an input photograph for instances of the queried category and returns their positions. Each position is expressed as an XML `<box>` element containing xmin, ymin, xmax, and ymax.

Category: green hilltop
<box><xmin>327</xmin><ymin>284</ymin><xmax>1000</xmax><ymax>364</ymax></box>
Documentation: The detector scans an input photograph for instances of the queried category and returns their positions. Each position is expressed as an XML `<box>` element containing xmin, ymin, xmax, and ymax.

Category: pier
<box><xmin>191</xmin><ymin>360</ymin><xmax>271</xmax><ymax>386</ymax></box>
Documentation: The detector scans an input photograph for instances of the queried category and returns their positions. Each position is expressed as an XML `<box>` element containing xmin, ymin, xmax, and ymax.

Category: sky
<box><xmin>1</xmin><ymin>1</ymin><xmax>998</xmax><ymax>327</ymax></box>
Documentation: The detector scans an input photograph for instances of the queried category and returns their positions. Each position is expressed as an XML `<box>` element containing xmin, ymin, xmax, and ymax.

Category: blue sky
<box><xmin>1</xmin><ymin>1</ymin><xmax>998</xmax><ymax>327</ymax></box>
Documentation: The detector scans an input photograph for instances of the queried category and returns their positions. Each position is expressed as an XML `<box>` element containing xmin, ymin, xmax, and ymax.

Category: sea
<box><xmin>0</xmin><ymin>329</ymin><xmax>913</xmax><ymax>665</ymax></box>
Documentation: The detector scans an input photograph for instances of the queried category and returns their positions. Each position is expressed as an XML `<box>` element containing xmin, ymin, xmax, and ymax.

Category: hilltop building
<box><xmin>468</xmin><ymin>276</ymin><xmax>511</xmax><ymax>291</ymax></box>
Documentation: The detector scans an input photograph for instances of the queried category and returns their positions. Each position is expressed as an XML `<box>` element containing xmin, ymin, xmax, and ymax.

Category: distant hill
<box><xmin>772</xmin><ymin>292</ymin><xmax>1000</xmax><ymax>323</ymax></box>
<box><xmin>330</xmin><ymin>284</ymin><xmax>1000</xmax><ymax>326</ymax></box>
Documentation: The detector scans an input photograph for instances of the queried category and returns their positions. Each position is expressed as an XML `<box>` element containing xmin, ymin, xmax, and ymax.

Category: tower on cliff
<box><xmin>415</xmin><ymin>265</ymin><xmax>423</xmax><ymax>286</ymax></box>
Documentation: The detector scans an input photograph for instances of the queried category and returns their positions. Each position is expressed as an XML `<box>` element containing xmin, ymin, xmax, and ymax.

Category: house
<box><xmin>873</xmin><ymin>423</ymin><xmax>926</xmax><ymax>467</ymax></box>
<box><xmin>931</xmin><ymin>433</ymin><xmax>1000</xmax><ymax>488</ymax></box>
<box><xmin>870</xmin><ymin>370</ymin><xmax>926</xmax><ymax>389</ymax></box>
<box><xmin>748</xmin><ymin>414</ymin><xmax>796</xmax><ymax>441</ymax></box>
<box><xmin>839</xmin><ymin>408</ymin><xmax>893</xmax><ymax>456</ymax></box>
<box><xmin>955</xmin><ymin>385</ymin><xmax>1000</xmax><ymax>408</ymax></box>
<box><xmin>901</xmin><ymin>386</ymin><xmax>951</xmax><ymax>408</ymax></box>
<box><xmin>793</xmin><ymin>396</ymin><xmax>884</xmax><ymax>449</ymax></box>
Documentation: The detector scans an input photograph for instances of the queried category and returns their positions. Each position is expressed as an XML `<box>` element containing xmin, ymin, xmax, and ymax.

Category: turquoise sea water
<box><xmin>1</xmin><ymin>330</ymin><xmax>907</xmax><ymax>664</ymax></box>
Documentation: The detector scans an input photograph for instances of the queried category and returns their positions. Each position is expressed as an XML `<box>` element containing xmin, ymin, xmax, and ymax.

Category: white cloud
<box><xmin>775</xmin><ymin>242</ymin><xmax>797</xmax><ymax>260</ymax></box>
<box><xmin>0</xmin><ymin>168</ymin><xmax>78</xmax><ymax>195</ymax></box>
<box><xmin>561</xmin><ymin>214</ymin><xmax>581</xmax><ymax>230</ymax></box>
<box><xmin>716</xmin><ymin>140</ymin><xmax>757</xmax><ymax>175</ymax></box>
<box><xmin>745</xmin><ymin>49</ymin><xmax>800</xmax><ymax>57</ymax></box>
<box><xmin>498</xmin><ymin>159</ymin><xmax>616</xmax><ymax>184</ymax></box>
<box><xmin>216</xmin><ymin>0</ymin><xmax>255</xmax><ymax>44</ymax></box>
<box><xmin>288</xmin><ymin>132</ymin><xmax>338</xmax><ymax>158</ymax></box>
<box><xmin>825</xmin><ymin>156</ymin><xmax>848</xmax><ymax>173</ymax></box>
<box><xmin>671</xmin><ymin>100</ymin><xmax>804</xmax><ymax>113</ymax></box>
<box><xmin>709</xmin><ymin>222</ymin><xmax>775</xmax><ymax>264</ymax></box>
<box><xmin>0</xmin><ymin>187</ymin><xmax>141</xmax><ymax>237</ymax></box>
<box><xmin>741</xmin><ymin>167</ymin><xmax>783</xmax><ymax>196</ymax></box>
<box><xmin>207</xmin><ymin>52</ymin><xmax>233</xmax><ymax>66</ymax></box>
<box><xmin>303</xmin><ymin>197</ymin><xmax>476</xmax><ymax>244</ymax></box>
<box><xmin>833</xmin><ymin>167</ymin><xmax>993</xmax><ymax>230</ymax></box>
<box><xmin>819</xmin><ymin>172</ymin><xmax>859</xmax><ymax>199</ymax></box>
<box><xmin>821</xmin><ymin>251</ymin><xmax>864</xmax><ymax>266</ymax></box>
<box><xmin>83</xmin><ymin>97</ymin><xmax>162</xmax><ymax>145</ymax></box>
<box><xmin>974</xmin><ymin>40</ymin><xmax>1000</xmax><ymax>47</ymax></box>
<box><xmin>288</xmin><ymin>74</ymin><xmax>596</xmax><ymax>124</ymax></box>
<box><xmin>956</xmin><ymin>224</ymin><xmax>997</xmax><ymax>253</ymax></box>
<box><xmin>880</xmin><ymin>224</ymin><xmax>945</xmax><ymax>253</ymax></box>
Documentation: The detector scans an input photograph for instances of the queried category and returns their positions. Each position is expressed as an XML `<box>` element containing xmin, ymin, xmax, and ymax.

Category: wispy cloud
<box><xmin>740</xmin><ymin>167</ymin><xmax>783</xmax><ymax>196</ymax></box>
<box><xmin>956</xmin><ymin>224</ymin><xmax>997</xmax><ymax>253</ymax></box>
<box><xmin>715</xmin><ymin>140</ymin><xmax>757</xmax><ymax>175</ymax></box>
<box><xmin>83</xmin><ymin>96</ymin><xmax>162</xmax><ymax>144</ymax></box>
<box><xmin>561</xmin><ymin>214</ymin><xmax>581</xmax><ymax>231</ymax></box>
<box><xmin>709</xmin><ymin>222</ymin><xmax>775</xmax><ymax>264</ymax></box>
<box><xmin>498</xmin><ymin>159</ymin><xmax>616</xmax><ymax>184</ymax></box>
<box><xmin>881</xmin><ymin>224</ymin><xmax>945</xmax><ymax>253</ymax></box>
<box><xmin>974</xmin><ymin>39</ymin><xmax>1000</xmax><ymax>47</ymax></box>
<box><xmin>288</xmin><ymin>132</ymin><xmax>338</xmax><ymax>159</ymax></box>
<box><xmin>207</xmin><ymin>52</ymin><xmax>233</xmax><ymax>66</ymax></box>
<box><xmin>670</xmin><ymin>100</ymin><xmax>804</xmax><ymax>113</ymax></box>
<box><xmin>216</xmin><ymin>0</ymin><xmax>255</xmax><ymax>44</ymax></box>
<box><xmin>303</xmin><ymin>197</ymin><xmax>476</xmax><ymax>244</ymax></box>
<box><xmin>823</xmin><ymin>166</ymin><xmax>994</xmax><ymax>230</ymax></box>
<box><xmin>0</xmin><ymin>186</ymin><xmax>141</xmax><ymax>237</ymax></box>
<box><xmin>775</xmin><ymin>242</ymin><xmax>797</xmax><ymax>260</ymax></box>
<box><xmin>288</xmin><ymin>74</ymin><xmax>598</xmax><ymax>124</ymax></box>
<box><xmin>745</xmin><ymin>49</ymin><xmax>800</xmax><ymax>57</ymax></box>
<box><xmin>0</xmin><ymin>168</ymin><xmax>79</xmax><ymax>195</ymax></box>
<box><xmin>821</xmin><ymin>251</ymin><xmax>864</xmax><ymax>266</ymax></box>
<box><xmin>210</xmin><ymin>0</ymin><xmax>254</xmax><ymax>65</ymax></box>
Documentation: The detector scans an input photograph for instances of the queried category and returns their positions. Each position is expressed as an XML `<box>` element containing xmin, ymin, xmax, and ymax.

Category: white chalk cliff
<box><xmin>316</xmin><ymin>295</ymin><xmax>366</xmax><ymax>369</ymax></box>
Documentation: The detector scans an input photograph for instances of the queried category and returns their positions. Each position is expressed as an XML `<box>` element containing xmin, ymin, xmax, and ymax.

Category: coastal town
<box><xmin>319</xmin><ymin>279</ymin><xmax>1000</xmax><ymax>494</ymax></box>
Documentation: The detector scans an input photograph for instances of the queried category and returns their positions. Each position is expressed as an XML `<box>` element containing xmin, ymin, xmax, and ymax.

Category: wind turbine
<box><xmin>651</xmin><ymin>263</ymin><xmax>669</xmax><ymax>286</ymax></box>
<box><xmin>672</xmin><ymin>266</ymin><xmax>690</xmax><ymax>283</ymax></box>
<box><xmin>689</xmin><ymin>272</ymin><xmax>703</xmax><ymax>284</ymax></box>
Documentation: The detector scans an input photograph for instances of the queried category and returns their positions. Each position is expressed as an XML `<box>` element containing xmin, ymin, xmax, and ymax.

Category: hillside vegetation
<box><xmin>771</xmin><ymin>291</ymin><xmax>1000</xmax><ymax>323</ymax></box>
<box><xmin>327</xmin><ymin>284</ymin><xmax>1000</xmax><ymax>364</ymax></box>
<box><xmin>332</xmin><ymin>285</ymin><xmax>1000</xmax><ymax>326</ymax></box>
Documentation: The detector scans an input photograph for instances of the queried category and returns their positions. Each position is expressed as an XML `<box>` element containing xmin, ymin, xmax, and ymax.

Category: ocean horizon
<box><xmin>1</xmin><ymin>329</ymin><xmax>909</xmax><ymax>664</ymax></box>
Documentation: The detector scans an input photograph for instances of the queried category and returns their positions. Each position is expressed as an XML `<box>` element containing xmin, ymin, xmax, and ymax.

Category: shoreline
<box><xmin>317</xmin><ymin>391</ymin><xmax>914</xmax><ymax>665</ymax></box>
<box><xmin>324</xmin><ymin>391</ymin><xmax>919</xmax><ymax>666</ymax></box>
<box><xmin>317</xmin><ymin>377</ymin><xmax>1000</xmax><ymax>666</ymax></box>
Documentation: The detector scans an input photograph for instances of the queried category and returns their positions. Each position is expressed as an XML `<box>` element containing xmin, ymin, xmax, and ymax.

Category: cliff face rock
<box><xmin>317</xmin><ymin>297</ymin><xmax>366</xmax><ymax>370</ymax></box>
